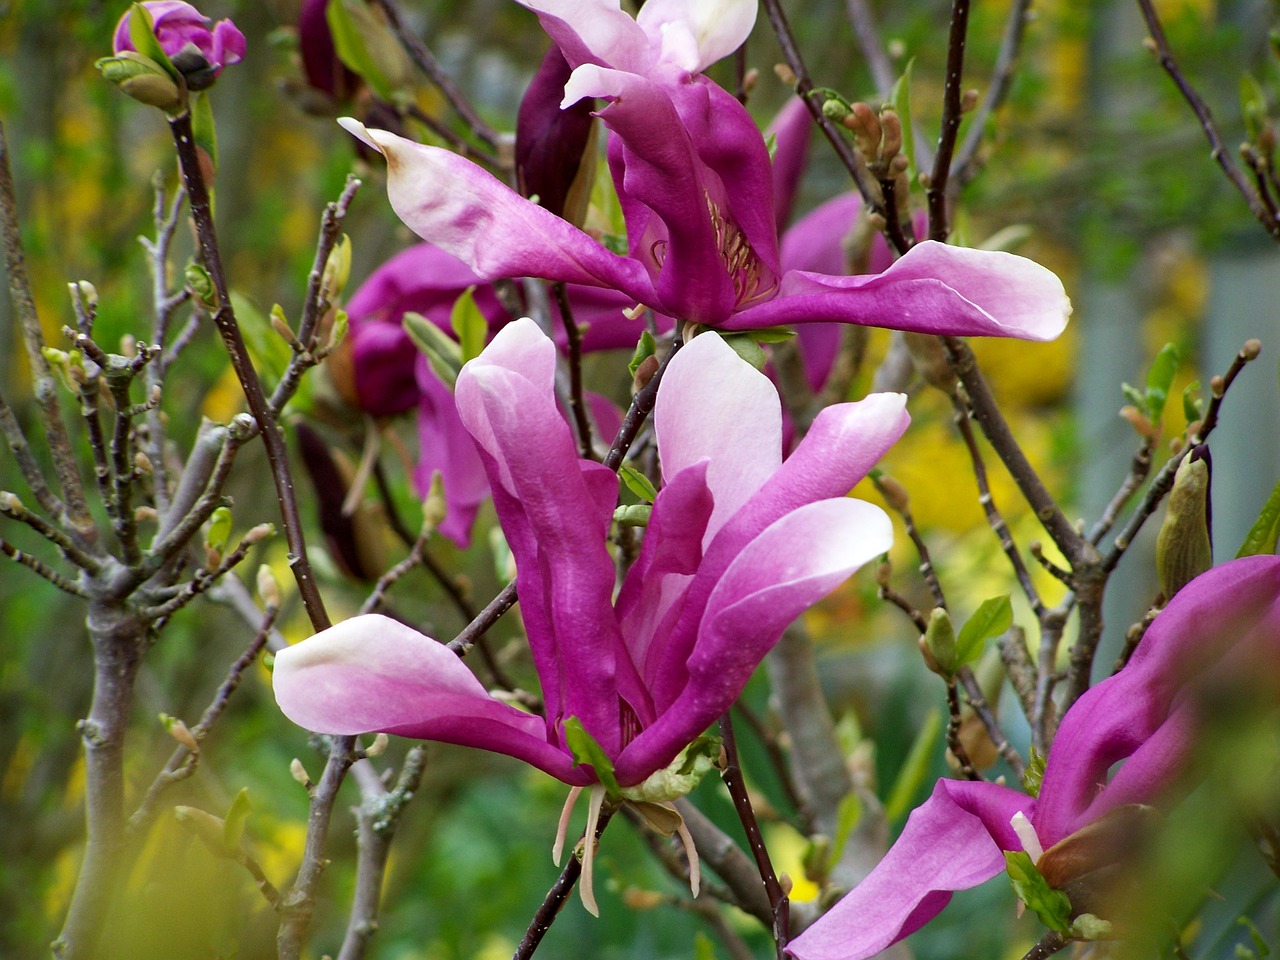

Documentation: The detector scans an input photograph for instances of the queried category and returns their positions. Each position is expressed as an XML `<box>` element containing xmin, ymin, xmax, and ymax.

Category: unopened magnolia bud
<box><xmin>134</xmin><ymin>505</ymin><xmax>158</xmax><ymax>523</ymax></box>
<box><xmin>174</xmin><ymin>806</ymin><xmax>227</xmax><ymax>848</ymax></box>
<box><xmin>256</xmin><ymin>564</ymin><xmax>281</xmax><ymax>608</ymax></box>
<box><xmin>1243</xmin><ymin>338</ymin><xmax>1262</xmax><ymax>360</ymax></box>
<box><xmin>134</xmin><ymin>451</ymin><xmax>153</xmax><ymax>474</ymax></box>
<box><xmin>921</xmin><ymin>607</ymin><xmax>957</xmax><ymax>675</ymax></box>
<box><xmin>322</xmin><ymin>234</ymin><xmax>352</xmax><ymax>302</ymax></box>
<box><xmin>1119</xmin><ymin>404</ymin><xmax>1155</xmax><ymax>440</ymax></box>
<box><xmin>877</xmin><ymin>475</ymin><xmax>911</xmax><ymax>513</ymax></box>
<box><xmin>161</xmin><ymin>713</ymin><xmax>200</xmax><ymax>752</ymax></box>
<box><xmin>961</xmin><ymin>89</ymin><xmax>980</xmax><ymax>112</ymax></box>
<box><xmin>242</xmin><ymin>523</ymin><xmax>275</xmax><ymax>546</ymax></box>
<box><xmin>366</xmin><ymin>733</ymin><xmax>389</xmax><ymax>758</ymax></box>
<box><xmin>904</xmin><ymin>332</ymin><xmax>954</xmax><ymax>392</ymax></box>
<box><xmin>1155</xmin><ymin>445</ymin><xmax>1212</xmax><ymax>599</ymax></box>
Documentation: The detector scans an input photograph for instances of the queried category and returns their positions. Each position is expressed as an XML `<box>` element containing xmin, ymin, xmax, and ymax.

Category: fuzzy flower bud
<box><xmin>112</xmin><ymin>2</ymin><xmax>245</xmax><ymax>92</ymax></box>
<box><xmin>1155</xmin><ymin>445</ymin><xmax>1213</xmax><ymax>599</ymax></box>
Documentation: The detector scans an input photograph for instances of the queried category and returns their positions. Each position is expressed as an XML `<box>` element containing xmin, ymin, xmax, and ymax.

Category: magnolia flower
<box><xmin>341</xmin><ymin>0</ymin><xmax>1070</xmax><ymax>338</ymax></box>
<box><xmin>275</xmin><ymin>319</ymin><xmax>909</xmax><ymax>907</ymax></box>
<box><xmin>113</xmin><ymin>1</ymin><xmax>245</xmax><ymax>89</ymax></box>
<box><xmin>788</xmin><ymin>554</ymin><xmax>1280</xmax><ymax>960</ymax></box>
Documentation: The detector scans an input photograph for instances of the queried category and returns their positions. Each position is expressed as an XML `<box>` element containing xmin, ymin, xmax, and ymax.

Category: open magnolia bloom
<box><xmin>275</xmin><ymin>319</ymin><xmax>909</xmax><ymax>910</ymax></box>
<box><xmin>788</xmin><ymin>554</ymin><xmax>1280</xmax><ymax>960</ymax></box>
<box><xmin>341</xmin><ymin>0</ymin><xmax>1070</xmax><ymax>339</ymax></box>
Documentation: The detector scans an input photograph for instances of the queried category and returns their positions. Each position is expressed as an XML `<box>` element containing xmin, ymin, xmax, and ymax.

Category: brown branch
<box><xmin>1135</xmin><ymin>0</ymin><xmax>1280</xmax><ymax>239</ymax></box>
<box><xmin>953</xmin><ymin>0</ymin><xmax>1035</xmax><ymax>184</ymax></box>
<box><xmin>553</xmin><ymin>282</ymin><xmax>595</xmax><ymax>460</ymax></box>
<box><xmin>926</xmin><ymin>0</ymin><xmax>974</xmax><ymax>240</ymax></box>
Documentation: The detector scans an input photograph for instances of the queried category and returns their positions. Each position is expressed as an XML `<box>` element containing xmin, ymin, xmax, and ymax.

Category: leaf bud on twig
<box><xmin>256</xmin><ymin>564</ymin><xmax>281</xmax><ymax>608</ymax></box>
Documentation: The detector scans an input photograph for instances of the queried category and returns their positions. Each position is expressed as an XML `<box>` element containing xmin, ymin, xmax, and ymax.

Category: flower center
<box><xmin>705</xmin><ymin>194</ymin><xmax>777</xmax><ymax>308</ymax></box>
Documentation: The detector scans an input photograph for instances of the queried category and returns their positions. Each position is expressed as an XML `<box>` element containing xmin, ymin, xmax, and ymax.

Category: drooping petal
<box><xmin>786</xmin><ymin>779</ymin><xmax>1031</xmax><ymax>960</ymax></box>
<box><xmin>636</xmin><ymin>0</ymin><xmax>757</xmax><ymax>72</ymax></box>
<box><xmin>622</xmin><ymin>497</ymin><xmax>892</xmax><ymax>779</ymax></box>
<box><xmin>1035</xmin><ymin>554</ymin><xmax>1280</xmax><ymax>842</ymax></box>
<box><xmin>518</xmin><ymin>0</ymin><xmax>653</xmax><ymax>73</ymax></box>
<box><xmin>340</xmin><ymin>120</ymin><xmax>654</xmax><ymax>303</ymax></box>
<box><xmin>273</xmin><ymin>614</ymin><xmax>587</xmax><ymax>783</ymax></box>
<box><xmin>654</xmin><ymin>332</ymin><xmax>781</xmax><ymax>541</ymax></box>
<box><xmin>729</xmin><ymin>240</ymin><xmax>1071</xmax><ymax>341</ymax></box>
<box><xmin>456</xmin><ymin>320</ymin><xmax>625</xmax><ymax>751</ymax></box>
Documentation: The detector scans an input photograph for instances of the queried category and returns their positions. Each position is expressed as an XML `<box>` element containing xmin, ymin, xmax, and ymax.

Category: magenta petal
<box><xmin>340</xmin><ymin>120</ymin><xmax>654</xmax><ymax>302</ymax></box>
<box><xmin>413</xmin><ymin>363</ymin><xmax>489</xmax><ymax>548</ymax></box>
<box><xmin>655</xmin><ymin>332</ymin><xmax>782</xmax><ymax>539</ymax></box>
<box><xmin>729</xmin><ymin>240</ymin><xmax>1071</xmax><ymax>341</ymax></box>
<box><xmin>273</xmin><ymin>614</ymin><xmax>586</xmax><ymax>782</ymax></box>
<box><xmin>787</xmin><ymin>779</ymin><xmax>1030</xmax><ymax>960</ymax></box>
<box><xmin>767</xmin><ymin>96</ymin><xmax>814</xmax><ymax>232</ymax></box>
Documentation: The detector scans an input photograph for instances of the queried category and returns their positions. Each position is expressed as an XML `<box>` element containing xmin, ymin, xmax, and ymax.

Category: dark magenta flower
<box><xmin>113</xmin><ymin>2</ymin><xmax>245</xmax><ymax>89</ymax></box>
<box><xmin>341</xmin><ymin>0</ymin><xmax>1069</xmax><ymax>338</ymax></box>
<box><xmin>788</xmin><ymin>554</ymin><xmax>1280</xmax><ymax>960</ymax></box>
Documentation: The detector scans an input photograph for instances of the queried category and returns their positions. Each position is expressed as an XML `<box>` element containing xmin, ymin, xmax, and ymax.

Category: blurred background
<box><xmin>1</xmin><ymin>0</ymin><xmax>1278</xmax><ymax>957</ymax></box>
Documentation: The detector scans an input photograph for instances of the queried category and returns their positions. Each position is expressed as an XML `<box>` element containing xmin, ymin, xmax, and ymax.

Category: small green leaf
<box><xmin>1022</xmin><ymin>745</ymin><xmax>1046</xmax><ymax>799</ymax></box>
<box><xmin>694</xmin><ymin>932</ymin><xmax>717</xmax><ymax>960</ymax></box>
<box><xmin>205</xmin><ymin>506</ymin><xmax>233</xmax><ymax>552</ymax></box>
<box><xmin>190</xmin><ymin>91</ymin><xmax>218</xmax><ymax>172</ymax></box>
<box><xmin>628</xmin><ymin>330</ymin><xmax>657</xmax><ymax>378</ymax></box>
<box><xmin>403</xmin><ymin>312</ymin><xmax>462</xmax><ymax>387</ymax></box>
<box><xmin>1069</xmin><ymin>914</ymin><xmax>1114</xmax><ymax>941</ymax></box>
<box><xmin>955</xmin><ymin>595</ymin><xmax>1012</xmax><ymax>668</ymax></box>
<box><xmin>1121</xmin><ymin>382</ymin><xmax>1146</xmax><ymax>412</ymax></box>
<box><xmin>1144</xmin><ymin>343</ymin><xmax>1180</xmax><ymax>423</ymax></box>
<box><xmin>1238</xmin><ymin>916</ymin><xmax>1271</xmax><ymax>959</ymax></box>
<box><xmin>222</xmin><ymin>787</ymin><xmax>252</xmax><ymax>853</ymax></box>
<box><xmin>231</xmin><ymin>293</ymin><xmax>291</xmax><ymax>384</ymax></box>
<box><xmin>1241</xmin><ymin>73</ymin><xmax>1270</xmax><ymax>143</ymax></box>
<box><xmin>763</xmin><ymin>131</ymin><xmax>778</xmax><ymax>160</ymax></box>
<box><xmin>1182</xmin><ymin>380</ymin><xmax>1203</xmax><ymax>424</ymax></box>
<box><xmin>1238</xmin><ymin>475</ymin><xmax>1280</xmax><ymax>557</ymax></box>
<box><xmin>885</xmin><ymin>707</ymin><xmax>942</xmax><ymax>823</ymax></box>
<box><xmin>562</xmin><ymin>717</ymin><xmax>620</xmax><ymax>798</ymax></box>
<box><xmin>450</xmin><ymin>287</ymin><xmax>487</xmax><ymax>364</ymax></box>
<box><xmin>1004</xmin><ymin>850</ymin><xmax>1073</xmax><ymax>933</ymax></box>
<box><xmin>888</xmin><ymin>58</ymin><xmax>916</xmax><ymax>180</ymax></box>
<box><xmin>619</xmin><ymin>465</ymin><xmax>657</xmax><ymax>503</ymax></box>
<box><xmin>325</xmin><ymin>0</ymin><xmax>410</xmax><ymax>103</ymax></box>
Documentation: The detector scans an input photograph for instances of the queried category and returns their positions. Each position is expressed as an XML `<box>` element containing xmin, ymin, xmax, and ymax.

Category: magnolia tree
<box><xmin>1</xmin><ymin>1</ymin><xmax>1279</xmax><ymax>958</ymax></box>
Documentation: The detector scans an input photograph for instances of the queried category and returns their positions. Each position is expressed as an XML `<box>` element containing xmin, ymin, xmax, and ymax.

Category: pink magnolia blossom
<box><xmin>341</xmin><ymin>0</ymin><xmax>1070</xmax><ymax>337</ymax></box>
<box><xmin>788</xmin><ymin>554</ymin><xmax>1280</xmax><ymax>960</ymax></box>
<box><xmin>113</xmin><ymin>2</ymin><xmax>245</xmax><ymax>87</ymax></box>
<box><xmin>275</xmin><ymin>320</ymin><xmax>908</xmax><ymax>790</ymax></box>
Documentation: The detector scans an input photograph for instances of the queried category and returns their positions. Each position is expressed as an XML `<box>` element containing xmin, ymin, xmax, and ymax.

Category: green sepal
<box><xmin>620</xmin><ymin>735</ymin><xmax>720</xmax><ymax>803</ymax></box>
<box><xmin>403</xmin><ymin>311</ymin><xmax>462</xmax><ymax>387</ymax></box>
<box><xmin>222</xmin><ymin>787</ymin><xmax>252</xmax><ymax>853</ymax></box>
<box><xmin>205</xmin><ymin>506</ymin><xmax>233</xmax><ymax>552</ymax></box>
<box><xmin>955</xmin><ymin>595</ymin><xmax>1012</xmax><ymax>668</ymax></box>
<box><xmin>562</xmin><ymin>716</ymin><xmax>621</xmax><ymax>798</ymax></box>
<box><xmin>127</xmin><ymin>3</ymin><xmax>181</xmax><ymax>83</ymax></box>
<box><xmin>96</xmin><ymin>52</ymin><xmax>183</xmax><ymax>110</ymax></box>
<box><xmin>888</xmin><ymin>58</ymin><xmax>917</xmax><ymax>180</ymax></box>
<box><xmin>720</xmin><ymin>334</ymin><xmax>767</xmax><ymax>371</ymax></box>
<box><xmin>628</xmin><ymin>330</ymin><xmax>657</xmax><ymax>378</ymax></box>
<box><xmin>885</xmin><ymin>707</ymin><xmax>941</xmax><ymax>823</ymax></box>
<box><xmin>745</xmin><ymin>325</ymin><xmax>797</xmax><ymax>344</ymax></box>
<box><xmin>1237</xmin><ymin>474</ymin><xmax>1280</xmax><ymax>557</ymax></box>
<box><xmin>619</xmin><ymin>465</ymin><xmax>657</xmax><ymax>503</ymax></box>
<box><xmin>450</xmin><ymin>286</ymin><xmax>487</xmax><ymax>364</ymax></box>
<box><xmin>1004</xmin><ymin>850</ymin><xmax>1073</xmax><ymax>934</ymax></box>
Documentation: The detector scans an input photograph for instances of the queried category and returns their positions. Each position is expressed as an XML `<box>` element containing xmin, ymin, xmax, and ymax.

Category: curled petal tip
<box><xmin>338</xmin><ymin>117</ymin><xmax>382</xmax><ymax>155</ymax></box>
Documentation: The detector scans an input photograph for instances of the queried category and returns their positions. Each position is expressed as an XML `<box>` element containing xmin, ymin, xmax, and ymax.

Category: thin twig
<box><xmin>169</xmin><ymin>111</ymin><xmax>330</xmax><ymax>632</ymax></box>
<box><xmin>925</xmin><ymin>0</ymin><xmax>974</xmax><ymax>240</ymax></box>
<box><xmin>956</xmin><ymin>665</ymin><xmax>1025</xmax><ymax>778</ymax></box>
<box><xmin>1135</xmin><ymin>0</ymin><xmax>1280</xmax><ymax>239</ymax></box>
<box><xmin>1088</xmin><ymin>438</ymin><xmax>1154</xmax><ymax>546</ymax></box>
<box><xmin>0</xmin><ymin>490</ymin><xmax>102</xmax><ymax>572</ymax></box>
<box><xmin>360</xmin><ymin>522</ymin><xmax>431</xmax><ymax>615</ymax></box>
<box><xmin>553</xmin><ymin>282</ymin><xmax>595</xmax><ymax>460</ymax></box>
<box><xmin>0</xmin><ymin>537</ymin><xmax>87</xmax><ymax>594</ymax></box>
<box><xmin>371</xmin><ymin>0</ymin><xmax>501</xmax><ymax>151</ymax></box>
<box><xmin>944</xmin><ymin>680</ymin><xmax>980</xmax><ymax>780</ymax></box>
<box><xmin>512</xmin><ymin>808</ymin><xmax>616</xmax><ymax>960</ymax></box>
<box><xmin>951</xmin><ymin>392</ymin><xmax>1045</xmax><ymax>616</ymax></box>
<box><xmin>0</xmin><ymin>121</ymin><xmax>92</xmax><ymax>536</ymax></box>
<box><xmin>128</xmin><ymin>606</ymin><xmax>278</xmax><ymax>834</ymax></box>
<box><xmin>719</xmin><ymin>712</ymin><xmax>790</xmax><ymax>958</ymax></box>
<box><xmin>1020</xmin><ymin>930</ymin><xmax>1069</xmax><ymax>960</ymax></box>
<box><xmin>953</xmin><ymin>0</ymin><xmax>1035</xmax><ymax>184</ymax></box>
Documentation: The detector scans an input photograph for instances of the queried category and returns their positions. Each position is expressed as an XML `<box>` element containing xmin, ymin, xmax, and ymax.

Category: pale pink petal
<box><xmin>636</xmin><ymin>0</ymin><xmax>757</xmax><ymax>72</ymax></box>
<box><xmin>518</xmin><ymin>0</ymin><xmax>652</xmax><ymax>72</ymax></box>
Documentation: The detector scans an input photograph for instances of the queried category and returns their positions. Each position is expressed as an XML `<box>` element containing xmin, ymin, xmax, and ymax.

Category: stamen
<box><xmin>553</xmin><ymin>786</ymin><xmax>583</xmax><ymax>867</ymax></box>
<box><xmin>676</xmin><ymin>815</ymin><xmax>700</xmax><ymax>897</ymax></box>
<box><xmin>580</xmin><ymin>784</ymin><xmax>607</xmax><ymax>917</ymax></box>
<box><xmin>1010</xmin><ymin>811</ymin><xmax>1044</xmax><ymax>863</ymax></box>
